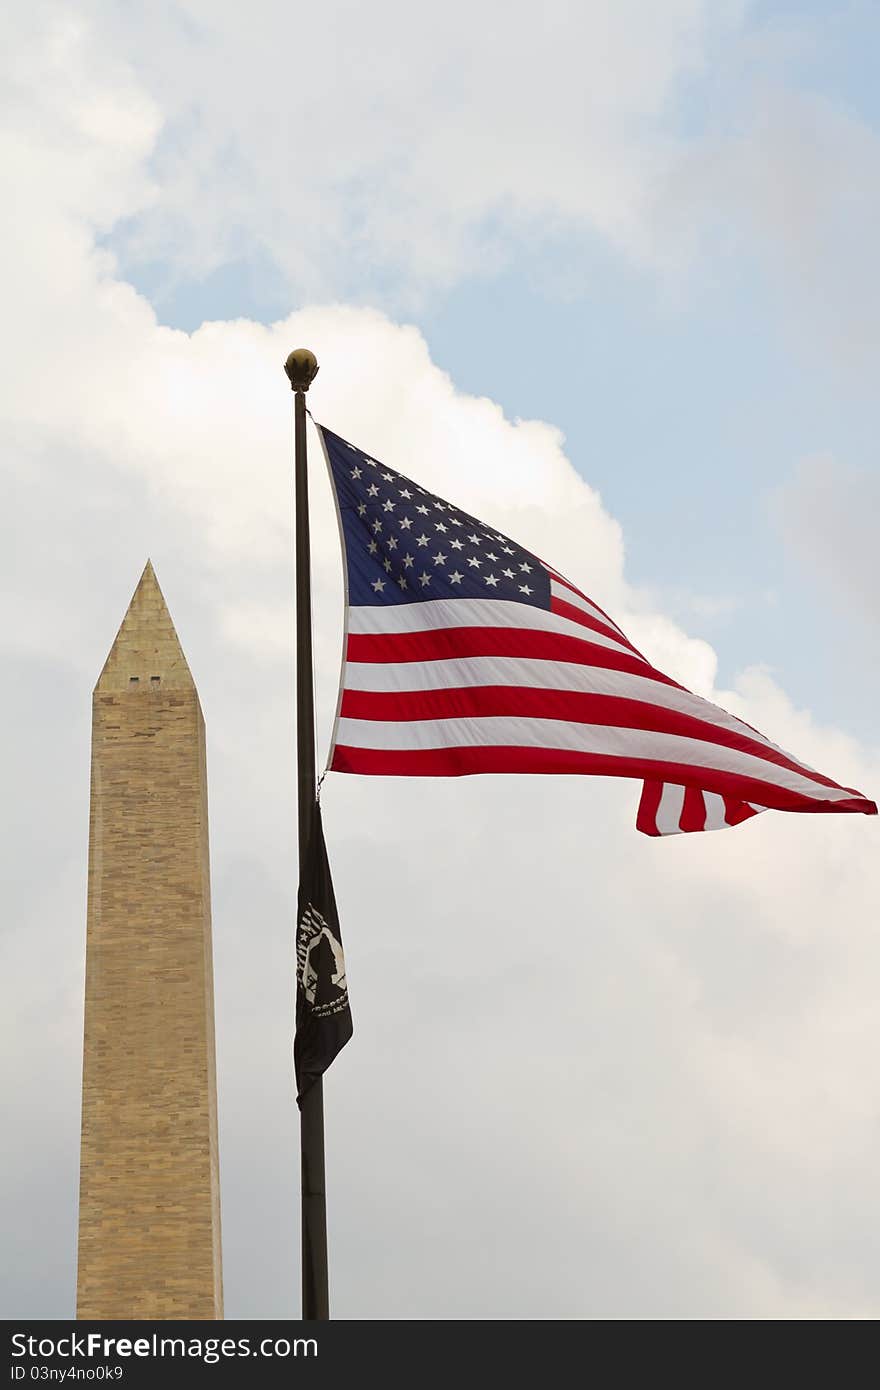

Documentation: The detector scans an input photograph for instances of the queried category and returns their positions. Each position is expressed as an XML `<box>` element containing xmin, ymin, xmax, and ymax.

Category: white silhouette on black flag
<box><xmin>294</xmin><ymin>804</ymin><xmax>353</xmax><ymax>1104</ymax></box>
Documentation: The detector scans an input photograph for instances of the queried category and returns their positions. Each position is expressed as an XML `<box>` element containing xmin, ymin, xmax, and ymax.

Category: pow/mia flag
<box><xmin>294</xmin><ymin>804</ymin><xmax>353</xmax><ymax>1104</ymax></box>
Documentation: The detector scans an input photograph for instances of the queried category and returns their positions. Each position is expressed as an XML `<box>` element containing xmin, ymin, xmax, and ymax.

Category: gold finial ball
<box><xmin>284</xmin><ymin>348</ymin><xmax>319</xmax><ymax>392</ymax></box>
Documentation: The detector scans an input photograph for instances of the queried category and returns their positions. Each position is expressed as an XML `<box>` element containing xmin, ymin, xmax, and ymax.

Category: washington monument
<box><xmin>76</xmin><ymin>561</ymin><xmax>223</xmax><ymax>1319</ymax></box>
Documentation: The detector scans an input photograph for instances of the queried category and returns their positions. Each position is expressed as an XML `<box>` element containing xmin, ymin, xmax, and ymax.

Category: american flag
<box><xmin>317</xmin><ymin>425</ymin><xmax>876</xmax><ymax>836</ymax></box>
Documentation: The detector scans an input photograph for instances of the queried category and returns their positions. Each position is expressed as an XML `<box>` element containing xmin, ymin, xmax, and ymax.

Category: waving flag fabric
<box><xmin>295</xmin><ymin>804</ymin><xmax>352</xmax><ymax>1103</ymax></box>
<box><xmin>317</xmin><ymin>425</ymin><xmax>876</xmax><ymax>837</ymax></box>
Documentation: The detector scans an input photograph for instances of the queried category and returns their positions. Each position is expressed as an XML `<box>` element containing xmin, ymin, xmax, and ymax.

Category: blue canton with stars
<box><xmin>320</xmin><ymin>426</ymin><xmax>551</xmax><ymax>610</ymax></box>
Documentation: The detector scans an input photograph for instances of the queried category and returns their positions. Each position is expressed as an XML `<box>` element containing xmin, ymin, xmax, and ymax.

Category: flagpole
<box><xmin>284</xmin><ymin>347</ymin><xmax>328</xmax><ymax>1321</ymax></box>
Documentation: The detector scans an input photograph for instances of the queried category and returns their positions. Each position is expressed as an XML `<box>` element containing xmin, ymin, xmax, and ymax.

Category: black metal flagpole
<box><xmin>284</xmin><ymin>347</ymin><xmax>328</xmax><ymax>1320</ymax></box>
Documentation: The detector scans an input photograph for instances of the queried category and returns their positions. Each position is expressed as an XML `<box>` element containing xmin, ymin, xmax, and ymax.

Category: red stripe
<box><xmin>545</xmin><ymin>568</ymin><xmax>627</xmax><ymax>636</ymax></box>
<box><xmin>680</xmin><ymin>786</ymin><xmax>706</xmax><ymax>832</ymax></box>
<box><xmin>549</xmin><ymin>572</ymin><xmax>778</xmax><ymax>749</ymax></box>
<box><xmin>549</xmin><ymin>595</ymin><xmax>644</xmax><ymax>657</ymax></box>
<box><xmin>724</xmin><ymin>797</ymin><xmax>759</xmax><ymax>827</ymax></box>
<box><xmin>346</xmin><ymin>626</ymin><xmax>682</xmax><ymax>688</ymax></box>
<box><xmin>330</xmin><ymin>743</ymin><xmax>878</xmax><ymax>816</ymax></box>
<box><xmin>339</xmin><ymin>685</ymin><xmax>851</xmax><ymax>793</ymax></box>
<box><xmin>636</xmin><ymin>779</ymin><xmax>663</xmax><ymax>836</ymax></box>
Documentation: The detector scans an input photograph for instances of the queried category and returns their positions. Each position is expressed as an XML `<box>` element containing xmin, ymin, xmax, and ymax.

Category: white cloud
<box><xmin>68</xmin><ymin>0</ymin><xmax>738</xmax><ymax>299</ymax></box>
<box><xmin>2</xmin><ymin>3</ymin><xmax>879</xmax><ymax>1321</ymax></box>
<box><xmin>774</xmin><ymin>455</ymin><xmax>880</xmax><ymax>628</ymax></box>
<box><xmin>656</xmin><ymin>82</ymin><xmax>880</xmax><ymax>363</ymax></box>
<box><xmin>41</xmin><ymin>0</ymin><xmax>878</xmax><ymax>371</ymax></box>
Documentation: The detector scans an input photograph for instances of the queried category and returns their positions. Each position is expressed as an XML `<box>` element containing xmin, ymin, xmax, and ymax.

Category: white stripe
<box><xmin>348</xmin><ymin>598</ymin><xmax>640</xmax><ymax>660</ymax></box>
<box><xmin>334</xmin><ymin>715</ymin><xmax>854</xmax><ymax>805</ymax></box>
<box><xmin>549</xmin><ymin>578</ymin><xmax>628</xmax><ymax>636</ymax></box>
<box><xmin>653</xmin><ymin>789</ymin><xmax>686</xmax><ymax>828</ymax></box>
<box><xmin>655</xmin><ymin>784</ymin><xmax>686</xmax><ymax>834</ymax></box>
<box><xmin>343</xmin><ymin>654</ymin><xmax>786</xmax><ymax>757</ymax></box>
<box><xmin>702</xmin><ymin>791</ymin><xmax>728</xmax><ymax>831</ymax></box>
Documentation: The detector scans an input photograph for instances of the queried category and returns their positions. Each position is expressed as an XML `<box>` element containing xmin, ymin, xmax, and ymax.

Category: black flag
<box><xmin>294</xmin><ymin>804</ymin><xmax>353</xmax><ymax>1104</ymax></box>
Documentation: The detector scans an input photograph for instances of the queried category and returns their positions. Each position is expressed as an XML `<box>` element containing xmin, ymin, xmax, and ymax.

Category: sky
<box><xmin>2</xmin><ymin>0</ymin><xmax>879</xmax><ymax>1320</ymax></box>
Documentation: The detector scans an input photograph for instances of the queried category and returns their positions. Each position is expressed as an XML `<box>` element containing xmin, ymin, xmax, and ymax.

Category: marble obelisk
<box><xmin>76</xmin><ymin>561</ymin><xmax>223</xmax><ymax>1319</ymax></box>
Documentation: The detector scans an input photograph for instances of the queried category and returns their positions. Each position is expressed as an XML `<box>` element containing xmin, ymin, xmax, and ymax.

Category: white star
<box><xmin>416</xmin><ymin>533</ymin><xmax>430</xmax><ymax>547</ymax></box>
<box><xmin>365</xmin><ymin>458</ymin><xmax>379</xmax><ymax>468</ymax></box>
<box><xmin>368</xmin><ymin>540</ymin><xmax>378</xmax><ymax>554</ymax></box>
<box><xmin>502</xmin><ymin>546</ymin><xmax>514</xmax><ymax>555</ymax></box>
<box><xmin>382</xmin><ymin>471</ymin><xmax>394</xmax><ymax>482</ymax></box>
<box><xmin>383</xmin><ymin>499</ymin><xmax>396</xmax><ymax>512</ymax></box>
<box><xmin>371</xmin><ymin>577</ymin><xmax>386</xmax><ymax>593</ymax></box>
<box><xmin>399</xmin><ymin>487</ymin><xmax>413</xmax><ymax>499</ymax></box>
<box><xmin>399</xmin><ymin>516</ymin><xmax>413</xmax><ymax>530</ymax></box>
<box><xmin>450</xmin><ymin>517</ymin><xmax>462</xmax><ymax>526</ymax></box>
<box><xmin>485</xmin><ymin>551</ymin><xmax>498</xmax><ymax>562</ymax></box>
<box><xmin>383</xmin><ymin>558</ymin><xmax>392</xmax><ymax>572</ymax></box>
<box><xmin>484</xmin><ymin>574</ymin><xmax>499</xmax><ymax>588</ymax></box>
<box><xmin>450</xmin><ymin>538</ymin><xmax>464</xmax><ymax>550</ymax></box>
<box><xmin>433</xmin><ymin>501</ymin><xmax>446</xmax><ymax>511</ymax></box>
<box><xmin>357</xmin><ymin>502</ymin><xmax>367</xmax><ymax>517</ymax></box>
<box><xmin>398</xmin><ymin>575</ymin><xmax>408</xmax><ymax>590</ymax></box>
<box><xmin>350</xmin><ymin>466</ymin><xmax>362</xmax><ymax>479</ymax></box>
<box><xmin>519</xmin><ymin>584</ymin><xmax>533</xmax><ymax>596</ymax></box>
<box><xmin>345</xmin><ymin>442</ymin><xmax>357</xmax><ymax>450</ymax></box>
<box><xmin>467</xmin><ymin>556</ymin><xmax>482</xmax><ymax>568</ymax></box>
<box><xmin>434</xmin><ymin>521</ymin><xmax>447</xmax><ymax>533</ymax></box>
<box><xmin>468</xmin><ymin>533</ymin><xmax>481</xmax><ymax>544</ymax></box>
<box><xmin>372</xmin><ymin>519</ymin><xmax>383</xmax><ymax>533</ymax></box>
<box><xmin>416</xmin><ymin>504</ymin><xmax>430</xmax><ymax>515</ymax></box>
<box><xmin>387</xmin><ymin>536</ymin><xmax>398</xmax><ymax>550</ymax></box>
<box><xmin>367</xmin><ymin>483</ymin><xmax>380</xmax><ymax>497</ymax></box>
<box><xmin>449</xmin><ymin>570</ymin><xmax>464</xmax><ymax>585</ymax></box>
<box><xmin>418</xmin><ymin>571</ymin><xmax>432</xmax><ymax>587</ymax></box>
<box><xmin>519</xmin><ymin>561</ymin><xmax>532</xmax><ymax>573</ymax></box>
<box><xmin>502</xmin><ymin>568</ymin><xmax>515</xmax><ymax>579</ymax></box>
<box><xmin>402</xmin><ymin>554</ymin><xmax>414</xmax><ymax>568</ymax></box>
<box><xmin>433</xmin><ymin>551</ymin><xmax>447</xmax><ymax>566</ymax></box>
